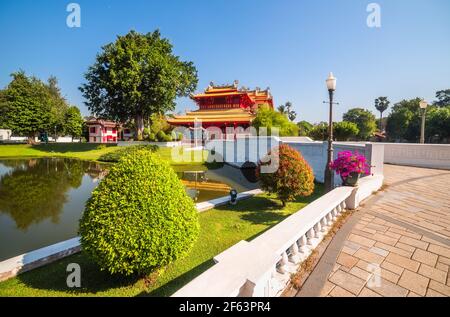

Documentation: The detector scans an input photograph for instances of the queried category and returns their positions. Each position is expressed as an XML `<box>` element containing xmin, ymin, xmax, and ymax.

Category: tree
<box><xmin>0</xmin><ymin>71</ymin><xmax>54</xmax><ymax>143</ymax></box>
<box><xmin>64</xmin><ymin>106</ymin><xmax>84</xmax><ymax>141</ymax></box>
<box><xmin>334</xmin><ymin>121</ymin><xmax>360</xmax><ymax>141</ymax></box>
<box><xmin>79</xmin><ymin>30</ymin><xmax>198</xmax><ymax>140</ymax></box>
<box><xmin>257</xmin><ymin>144</ymin><xmax>314</xmax><ymax>206</ymax></box>
<box><xmin>308</xmin><ymin>122</ymin><xmax>328</xmax><ymax>141</ymax></box>
<box><xmin>426</xmin><ymin>106</ymin><xmax>450</xmax><ymax>142</ymax></box>
<box><xmin>79</xmin><ymin>150</ymin><xmax>199</xmax><ymax>276</ymax></box>
<box><xmin>385</xmin><ymin>98</ymin><xmax>421</xmax><ymax>142</ymax></box>
<box><xmin>343</xmin><ymin>108</ymin><xmax>377</xmax><ymax>140</ymax></box>
<box><xmin>434</xmin><ymin>89</ymin><xmax>450</xmax><ymax>107</ymax></box>
<box><xmin>47</xmin><ymin>76</ymin><xmax>69</xmax><ymax>139</ymax></box>
<box><xmin>307</xmin><ymin>121</ymin><xmax>359</xmax><ymax>141</ymax></box>
<box><xmin>297</xmin><ymin>120</ymin><xmax>313</xmax><ymax>136</ymax></box>
<box><xmin>277</xmin><ymin>101</ymin><xmax>297</xmax><ymax>122</ymax></box>
<box><xmin>252</xmin><ymin>105</ymin><xmax>299</xmax><ymax>136</ymax></box>
<box><xmin>374</xmin><ymin>97</ymin><xmax>390</xmax><ymax>131</ymax></box>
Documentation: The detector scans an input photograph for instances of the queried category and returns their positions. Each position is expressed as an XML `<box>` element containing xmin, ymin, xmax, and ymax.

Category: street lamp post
<box><xmin>324</xmin><ymin>73</ymin><xmax>337</xmax><ymax>192</ymax></box>
<box><xmin>419</xmin><ymin>100</ymin><xmax>428</xmax><ymax>144</ymax></box>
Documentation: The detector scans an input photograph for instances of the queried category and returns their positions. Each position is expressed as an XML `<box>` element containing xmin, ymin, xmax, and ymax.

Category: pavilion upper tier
<box><xmin>167</xmin><ymin>80</ymin><xmax>273</xmax><ymax>128</ymax></box>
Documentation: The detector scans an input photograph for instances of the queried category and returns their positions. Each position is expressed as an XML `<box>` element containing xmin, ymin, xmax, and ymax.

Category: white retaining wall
<box><xmin>117</xmin><ymin>140</ymin><xmax>182</xmax><ymax>148</ymax></box>
<box><xmin>205</xmin><ymin>138</ymin><xmax>384</xmax><ymax>184</ymax></box>
<box><xmin>173</xmin><ymin>175</ymin><xmax>384</xmax><ymax>297</ymax></box>
<box><xmin>381</xmin><ymin>143</ymin><xmax>450</xmax><ymax>170</ymax></box>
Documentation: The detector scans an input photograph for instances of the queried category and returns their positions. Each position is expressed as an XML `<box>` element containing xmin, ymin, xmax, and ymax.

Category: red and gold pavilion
<box><xmin>167</xmin><ymin>80</ymin><xmax>273</xmax><ymax>134</ymax></box>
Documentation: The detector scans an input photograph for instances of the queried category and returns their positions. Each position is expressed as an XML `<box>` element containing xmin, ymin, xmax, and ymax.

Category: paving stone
<box><xmin>385</xmin><ymin>253</ymin><xmax>420</xmax><ymax>272</ymax></box>
<box><xmin>359</xmin><ymin>287</ymin><xmax>382</xmax><ymax>297</ymax></box>
<box><xmin>348</xmin><ymin>234</ymin><xmax>376</xmax><ymax>248</ymax></box>
<box><xmin>319</xmin><ymin>281</ymin><xmax>336</xmax><ymax>297</ymax></box>
<box><xmin>428</xmin><ymin>280</ymin><xmax>450</xmax><ymax>296</ymax></box>
<box><xmin>384</xmin><ymin>231</ymin><xmax>402</xmax><ymax>240</ymax></box>
<box><xmin>337</xmin><ymin>252</ymin><xmax>359</xmax><ymax>269</ymax></box>
<box><xmin>438</xmin><ymin>256</ymin><xmax>450</xmax><ymax>266</ymax></box>
<box><xmin>435</xmin><ymin>262</ymin><xmax>449</xmax><ymax>273</ymax></box>
<box><xmin>425</xmin><ymin>289</ymin><xmax>445</xmax><ymax>297</ymax></box>
<box><xmin>341</xmin><ymin>246</ymin><xmax>358</xmax><ymax>256</ymax></box>
<box><xmin>381</xmin><ymin>261</ymin><xmax>404</xmax><ymax>275</ymax></box>
<box><xmin>366</xmin><ymin>277</ymin><xmax>408</xmax><ymax>297</ymax></box>
<box><xmin>348</xmin><ymin>266</ymin><xmax>372</xmax><ymax>282</ymax></box>
<box><xmin>412</xmin><ymin>249</ymin><xmax>438</xmax><ymax>267</ymax></box>
<box><xmin>418</xmin><ymin>264</ymin><xmax>447</xmax><ymax>283</ymax></box>
<box><xmin>428</xmin><ymin>244</ymin><xmax>450</xmax><ymax>258</ymax></box>
<box><xmin>329</xmin><ymin>285</ymin><xmax>356</xmax><ymax>297</ymax></box>
<box><xmin>372</xmin><ymin>233</ymin><xmax>398</xmax><ymax>246</ymax></box>
<box><xmin>329</xmin><ymin>270</ymin><xmax>366</xmax><ymax>295</ymax></box>
<box><xmin>398</xmin><ymin>236</ymin><xmax>429</xmax><ymax>250</ymax></box>
<box><xmin>398</xmin><ymin>270</ymin><xmax>429</xmax><ymax>296</ymax></box>
<box><xmin>395</xmin><ymin>242</ymin><xmax>416</xmax><ymax>253</ymax></box>
<box><xmin>354</xmin><ymin>249</ymin><xmax>385</xmax><ymax>265</ymax></box>
<box><xmin>375</xmin><ymin>267</ymin><xmax>400</xmax><ymax>284</ymax></box>
<box><xmin>374</xmin><ymin>242</ymin><xmax>413</xmax><ymax>258</ymax></box>
<box><xmin>369</xmin><ymin>246</ymin><xmax>389</xmax><ymax>257</ymax></box>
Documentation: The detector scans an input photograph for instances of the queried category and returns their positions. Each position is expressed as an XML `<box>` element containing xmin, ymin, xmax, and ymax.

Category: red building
<box><xmin>86</xmin><ymin>118</ymin><xmax>118</xmax><ymax>143</ymax></box>
<box><xmin>167</xmin><ymin>81</ymin><xmax>273</xmax><ymax>135</ymax></box>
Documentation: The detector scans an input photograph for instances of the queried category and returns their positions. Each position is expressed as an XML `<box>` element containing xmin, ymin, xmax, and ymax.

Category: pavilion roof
<box><xmin>167</xmin><ymin>108</ymin><xmax>255</xmax><ymax>124</ymax></box>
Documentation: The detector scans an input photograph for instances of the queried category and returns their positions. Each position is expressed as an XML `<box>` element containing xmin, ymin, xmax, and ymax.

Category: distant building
<box><xmin>85</xmin><ymin>118</ymin><xmax>118</xmax><ymax>143</ymax></box>
<box><xmin>167</xmin><ymin>80</ymin><xmax>273</xmax><ymax>139</ymax></box>
<box><xmin>0</xmin><ymin>129</ymin><xmax>12</xmax><ymax>141</ymax></box>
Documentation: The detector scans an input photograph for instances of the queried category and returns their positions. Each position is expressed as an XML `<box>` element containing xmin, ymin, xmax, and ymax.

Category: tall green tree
<box><xmin>343</xmin><ymin>108</ymin><xmax>377</xmax><ymax>140</ymax></box>
<box><xmin>277</xmin><ymin>101</ymin><xmax>297</xmax><ymax>122</ymax></box>
<box><xmin>64</xmin><ymin>106</ymin><xmax>84</xmax><ymax>141</ymax></box>
<box><xmin>434</xmin><ymin>89</ymin><xmax>450</xmax><ymax>107</ymax></box>
<box><xmin>79</xmin><ymin>30</ymin><xmax>198</xmax><ymax>140</ymax></box>
<box><xmin>297</xmin><ymin>120</ymin><xmax>313</xmax><ymax>136</ymax></box>
<box><xmin>333</xmin><ymin>121</ymin><xmax>360</xmax><ymax>141</ymax></box>
<box><xmin>385</xmin><ymin>98</ymin><xmax>421</xmax><ymax>142</ymax></box>
<box><xmin>252</xmin><ymin>105</ymin><xmax>299</xmax><ymax>136</ymax></box>
<box><xmin>0</xmin><ymin>71</ymin><xmax>54</xmax><ymax>143</ymax></box>
<box><xmin>374</xmin><ymin>97</ymin><xmax>390</xmax><ymax>131</ymax></box>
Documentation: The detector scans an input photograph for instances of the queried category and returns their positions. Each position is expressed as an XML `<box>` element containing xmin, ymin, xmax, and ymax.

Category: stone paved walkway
<box><xmin>297</xmin><ymin>164</ymin><xmax>450</xmax><ymax>297</ymax></box>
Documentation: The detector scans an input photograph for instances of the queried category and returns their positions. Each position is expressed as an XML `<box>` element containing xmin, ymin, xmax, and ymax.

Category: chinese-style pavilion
<box><xmin>167</xmin><ymin>81</ymin><xmax>273</xmax><ymax>134</ymax></box>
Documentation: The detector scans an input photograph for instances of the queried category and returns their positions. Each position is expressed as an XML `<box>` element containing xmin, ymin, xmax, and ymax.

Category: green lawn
<box><xmin>0</xmin><ymin>143</ymin><xmax>206</xmax><ymax>165</ymax></box>
<box><xmin>0</xmin><ymin>186</ymin><xmax>323</xmax><ymax>297</ymax></box>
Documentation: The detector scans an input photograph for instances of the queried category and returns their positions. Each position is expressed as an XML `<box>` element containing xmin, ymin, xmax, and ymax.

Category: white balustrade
<box><xmin>172</xmin><ymin>175</ymin><xmax>383</xmax><ymax>298</ymax></box>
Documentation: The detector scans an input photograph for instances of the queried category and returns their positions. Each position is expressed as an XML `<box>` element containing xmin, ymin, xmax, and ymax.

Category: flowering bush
<box><xmin>257</xmin><ymin>144</ymin><xmax>314</xmax><ymax>206</ymax></box>
<box><xmin>330</xmin><ymin>151</ymin><xmax>370</xmax><ymax>180</ymax></box>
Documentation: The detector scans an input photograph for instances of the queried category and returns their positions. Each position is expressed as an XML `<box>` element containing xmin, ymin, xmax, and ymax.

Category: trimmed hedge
<box><xmin>79</xmin><ymin>149</ymin><xmax>200</xmax><ymax>276</ymax></box>
<box><xmin>98</xmin><ymin>145</ymin><xmax>158</xmax><ymax>162</ymax></box>
<box><xmin>257</xmin><ymin>144</ymin><xmax>314</xmax><ymax>206</ymax></box>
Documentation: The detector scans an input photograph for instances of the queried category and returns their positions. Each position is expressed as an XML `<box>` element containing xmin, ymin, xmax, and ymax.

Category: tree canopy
<box><xmin>79</xmin><ymin>30</ymin><xmax>198</xmax><ymax>140</ymax></box>
<box><xmin>64</xmin><ymin>106</ymin><xmax>84</xmax><ymax>140</ymax></box>
<box><xmin>434</xmin><ymin>89</ymin><xmax>450</xmax><ymax>107</ymax></box>
<box><xmin>252</xmin><ymin>105</ymin><xmax>299</xmax><ymax>136</ymax></box>
<box><xmin>343</xmin><ymin>108</ymin><xmax>377</xmax><ymax>140</ymax></box>
<box><xmin>0</xmin><ymin>71</ymin><xmax>71</xmax><ymax>142</ymax></box>
<box><xmin>374</xmin><ymin>97</ymin><xmax>390</xmax><ymax>130</ymax></box>
<box><xmin>277</xmin><ymin>101</ymin><xmax>297</xmax><ymax>122</ymax></box>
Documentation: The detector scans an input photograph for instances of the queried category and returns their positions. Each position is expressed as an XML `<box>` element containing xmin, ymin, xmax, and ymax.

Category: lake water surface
<box><xmin>0</xmin><ymin>158</ymin><xmax>257</xmax><ymax>261</ymax></box>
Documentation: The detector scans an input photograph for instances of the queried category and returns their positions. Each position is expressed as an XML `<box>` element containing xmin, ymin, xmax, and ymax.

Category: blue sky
<box><xmin>0</xmin><ymin>0</ymin><xmax>449</xmax><ymax>123</ymax></box>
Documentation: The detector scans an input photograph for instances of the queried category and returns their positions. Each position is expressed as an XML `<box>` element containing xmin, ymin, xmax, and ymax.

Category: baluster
<box><xmin>340</xmin><ymin>201</ymin><xmax>346</xmax><ymax>211</ymax></box>
<box><xmin>298</xmin><ymin>235</ymin><xmax>308</xmax><ymax>253</ymax></box>
<box><xmin>326</xmin><ymin>212</ymin><xmax>333</xmax><ymax>225</ymax></box>
<box><xmin>277</xmin><ymin>251</ymin><xmax>289</xmax><ymax>274</ymax></box>
<box><xmin>331</xmin><ymin>207</ymin><xmax>338</xmax><ymax>221</ymax></box>
<box><xmin>321</xmin><ymin>217</ymin><xmax>328</xmax><ymax>232</ymax></box>
<box><xmin>289</xmin><ymin>243</ymin><xmax>301</xmax><ymax>264</ymax></box>
<box><xmin>314</xmin><ymin>222</ymin><xmax>322</xmax><ymax>238</ymax></box>
<box><xmin>306</xmin><ymin>228</ymin><xmax>315</xmax><ymax>245</ymax></box>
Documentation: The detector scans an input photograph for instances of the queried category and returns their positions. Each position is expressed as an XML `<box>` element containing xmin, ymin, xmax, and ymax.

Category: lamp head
<box><xmin>326</xmin><ymin>72</ymin><xmax>337</xmax><ymax>91</ymax></box>
<box><xmin>419</xmin><ymin>100</ymin><xmax>428</xmax><ymax>109</ymax></box>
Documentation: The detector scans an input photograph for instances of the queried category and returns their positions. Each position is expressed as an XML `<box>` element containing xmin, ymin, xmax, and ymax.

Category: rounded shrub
<box><xmin>257</xmin><ymin>144</ymin><xmax>314</xmax><ymax>206</ymax></box>
<box><xmin>156</xmin><ymin>130</ymin><xmax>167</xmax><ymax>142</ymax></box>
<box><xmin>79</xmin><ymin>150</ymin><xmax>200</xmax><ymax>276</ymax></box>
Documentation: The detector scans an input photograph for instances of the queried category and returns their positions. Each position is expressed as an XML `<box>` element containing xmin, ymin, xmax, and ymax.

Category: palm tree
<box><xmin>374</xmin><ymin>97</ymin><xmax>390</xmax><ymax>131</ymax></box>
<box><xmin>277</xmin><ymin>101</ymin><xmax>297</xmax><ymax>122</ymax></box>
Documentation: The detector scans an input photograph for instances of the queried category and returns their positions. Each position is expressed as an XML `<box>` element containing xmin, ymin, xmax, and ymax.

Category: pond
<box><xmin>0</xmin><ymin>158</ymin><xmax>258</xmax><ymax>261</ymax></box>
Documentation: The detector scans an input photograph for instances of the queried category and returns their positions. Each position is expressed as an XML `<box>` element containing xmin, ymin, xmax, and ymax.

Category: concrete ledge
<box><xmin>0</xmin><ymin>237</ymin><xmax>80</xmax><ymax>282</ymax></box>
<box><xmin>195</xmin><ymin>189</ymin><xmax>263</xmax><ymax>212</ymax></box>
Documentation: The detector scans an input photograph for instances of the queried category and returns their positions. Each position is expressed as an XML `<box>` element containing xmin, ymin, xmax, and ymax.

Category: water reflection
<box><xmin>174</xmin><ymin>164</ymin><xmax>259</xmax><ymax>202</ymax></box>
<box><xmin>0</xmin><ymin>159</ymin><xmax>107</xmax><ymax>231</ymax></box>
